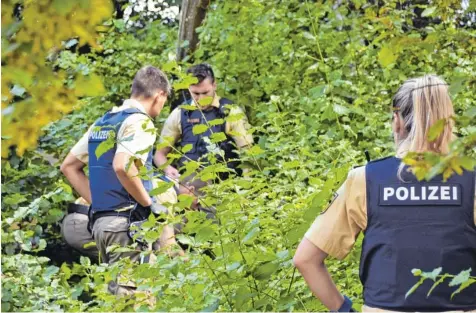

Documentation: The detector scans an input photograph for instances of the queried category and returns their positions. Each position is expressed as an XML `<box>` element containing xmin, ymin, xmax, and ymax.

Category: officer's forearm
<box><xmin>60</xmin><ymin>153</ymin><xmax>92</xmax><ymax>203</ymax></box>
<box><xmin>294</xmin><ymin>238</ymin><xmax>344</xmax><ymax>311</ymax></box>
<box><xmin>154</xmin><ymin>147</ymin><xmax>172</xmax><ymax>167</ymax></box>
<box><xmin>63</xmin><ymin>168</ymin><xmax>92</xmax><ymax>204</ymax></box>
<box><xmin>299</xmin><ymin>261</ymin><xmax>344</xmax><ymax>311</ymax></box>
<box><xmin>113</xmin><ymin>153</ymin><xmax>152</xmax><ymax>207</ymax></box>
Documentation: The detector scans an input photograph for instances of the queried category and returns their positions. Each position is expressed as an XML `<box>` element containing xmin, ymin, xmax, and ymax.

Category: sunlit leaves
<box><xmin>1</xmin><ymin>0</ymin><xmax>112</xmax><ymax>156</ymax></box>
<box><xmin>378</xmin><ymin>46</ymin><xmax>398</xmax><ymax>68</ymax></box>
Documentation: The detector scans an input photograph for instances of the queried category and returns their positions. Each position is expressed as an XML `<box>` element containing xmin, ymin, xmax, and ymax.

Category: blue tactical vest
<box><xmin>88</xmin><ymin>108</ymin><xmax>154</xmax><ymax>213</ymax></box>
<box><xmin>361</xmin><ymin>156</ymin><xmax>476</xmax><ymax>311</ymax></box>
<box><xmin>178</xmin><ymin>97</ymin><xmax>240</xmax><ymax>173</ymax></box>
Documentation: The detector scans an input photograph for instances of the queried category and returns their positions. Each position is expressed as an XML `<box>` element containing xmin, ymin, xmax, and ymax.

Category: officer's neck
<box><xmin>131</xmin><ymin>96</ymin><xmax>154</xmax><ymax>116</ymax></box>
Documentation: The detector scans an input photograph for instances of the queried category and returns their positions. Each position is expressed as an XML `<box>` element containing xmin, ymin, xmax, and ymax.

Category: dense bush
<box><xmin>2</xmin><ymin>0</ymin><xmax>475</xmax><ymax>311</ymax></box>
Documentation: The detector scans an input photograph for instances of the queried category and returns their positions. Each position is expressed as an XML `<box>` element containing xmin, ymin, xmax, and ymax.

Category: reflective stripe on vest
<box><xmin>361</xmin><ymin>156</ymin><xmax>476</xmax><ymax>311</ymax></box>
<box><xmin>88</xmin><ymin>108</ymin><xmax>154</xmax><ymax>212</ymax></box>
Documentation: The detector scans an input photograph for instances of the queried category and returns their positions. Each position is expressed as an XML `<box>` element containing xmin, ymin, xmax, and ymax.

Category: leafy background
<box><xmin>2</xmin><ymin>0</ymin><xmax>475</xmax><ymax>311</ymax></box>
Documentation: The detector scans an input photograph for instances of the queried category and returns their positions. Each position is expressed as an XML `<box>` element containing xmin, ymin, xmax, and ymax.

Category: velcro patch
<box><xmin>379</xmin><ymin>183</ymin><xmax>462</xmax><ymax>206</ymax></box>
<box><xmin>187</xmin><ymin>118</ymin><xmax>200</xmax><ymax>124</ymax></box>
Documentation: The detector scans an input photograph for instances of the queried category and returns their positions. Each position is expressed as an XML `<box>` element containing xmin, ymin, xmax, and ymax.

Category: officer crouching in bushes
<box><xmin>154</xmin><ymin>63</ymin><xmax>254</xmax><ymax>180</ymax></box>
<box><xmin>293</xmin><ymin>75</ymin><xmax>476</xmax><ymax>312</ymax></box>
<box><xmin>61</xmin><ymin>66</ymin><xmax>181</xmax><ymax>295</ymax></box>
<box><xmin>61</xmin><ymin>175</ymin><xmax>181</xmax><ymax>263</ymax></box>
<box><xmin>61</xmin><ymin>197</ymin><xmax>98</xmax><ymax>261</ymax></box>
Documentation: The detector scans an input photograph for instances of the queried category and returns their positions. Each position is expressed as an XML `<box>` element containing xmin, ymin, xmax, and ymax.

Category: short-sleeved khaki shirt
<box><xmin>159</xmin><ymin>95</ymin><xmax>253</xmax><ymax>148</ymax></box>
<box><xmin>305</xmin><ymin>165</ymin><xmax>476</xmax><ymax>261</ymax></box>
<box><xmin>70</xmin><ymin>99</ymin><xmax>156</xmax><ymax>166</ymax></box>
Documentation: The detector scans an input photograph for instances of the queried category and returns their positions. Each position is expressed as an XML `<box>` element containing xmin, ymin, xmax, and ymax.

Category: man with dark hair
<box><xmin>61</xmin><ymin>65</ymin><xmax>177</xmax><ymax>294</ymax></box>
<box><xmin>154</xmin><ymin>63</ymin><xmax>253</xmax><ymax>179</ymax></box>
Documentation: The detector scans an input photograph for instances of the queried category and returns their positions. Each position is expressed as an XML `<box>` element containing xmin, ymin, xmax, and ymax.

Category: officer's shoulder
<box><xmin>348</xmin><ymin>165</ymin><xmax>365</xmax><ymax>180</ymax></box>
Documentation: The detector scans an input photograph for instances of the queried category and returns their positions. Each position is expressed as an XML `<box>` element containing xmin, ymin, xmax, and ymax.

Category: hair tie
<box><xmin>411</xmin><ymin>83</ymin><xmax>448</xmax><ymax>92</ymax></box>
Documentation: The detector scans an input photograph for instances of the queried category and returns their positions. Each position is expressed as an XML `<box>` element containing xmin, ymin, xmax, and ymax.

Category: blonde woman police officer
<box><xmin>293</xmin><ymin>75</ymin><xmax>476</xmax><ymax>312</ymax></box>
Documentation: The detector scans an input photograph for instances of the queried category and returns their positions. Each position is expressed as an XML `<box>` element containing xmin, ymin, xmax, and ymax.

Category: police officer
<box><xmin>154</xmin><ymin>63</ymin><xmax>253</xmax><ymax>179</ymax></box>
<box><xmin>293</xmin><ymin>75</ymin><xmax>476</xmax><ymax>312</ymax></box>
<box><xmin>61</xmin><ymin>66</ymin><xmax>173</xmax><ymax>294</ymax></box>
<box><xmin>61</xmin><ymin>197</ymin><xmax>98</xmax><ymax>260</ymax></box>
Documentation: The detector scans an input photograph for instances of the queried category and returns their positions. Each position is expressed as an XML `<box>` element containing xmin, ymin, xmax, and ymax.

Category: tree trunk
<box><xmin>177</xmin><ymin>0</ymin><xmax>210</xmax><ymax>61</ymax></box>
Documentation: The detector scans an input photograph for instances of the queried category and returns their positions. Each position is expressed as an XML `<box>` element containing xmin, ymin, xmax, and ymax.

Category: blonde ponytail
<box><xmin>392</xmin><ymin>75</ymin><xmax>454</xmax><ymax>178</ymax></box>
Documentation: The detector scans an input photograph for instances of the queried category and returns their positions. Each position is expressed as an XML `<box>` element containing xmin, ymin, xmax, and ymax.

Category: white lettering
<box><xmin>421</xmin><ymin>186</ymin><xmax>426</xmax><ymax>200</ymax></box>
<box><xmin>384</xmin><ymin>187</ymin><xmax>395</xmax><ymax>201</ymax></box>
<box><xmin>428</xmin><ymin>186</ymin><xmax>439</xmax><ymax>200</ymax></box>
<box><xmin>396</xmin><ymin>187</ymin><xmax>409</xmax><ymax>200</ymax></box>
<box><xmin>453</xmin><ymin>186</ymin><xmax>458</xmax><ymax>200</ymax></box>
<box><xmin>410</xmin><ymin>186</ymin><xmax>420</xmax><ymax>200</ymax></box>
<box><xmin>440</xmin><ymin>186</ymin><xmax>450</xmax><ymax>200</ymax></box>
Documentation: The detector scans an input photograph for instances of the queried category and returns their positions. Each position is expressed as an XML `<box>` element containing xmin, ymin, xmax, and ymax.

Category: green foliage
<box><xmin>406</xmin><ymin>267</ymin><xmax>476</xmax><ymax>300</ymax></box>
<box><xmin>2</xmin><ymin>0</ymin><xmax>476</xmax><ymax>311</ymax></box>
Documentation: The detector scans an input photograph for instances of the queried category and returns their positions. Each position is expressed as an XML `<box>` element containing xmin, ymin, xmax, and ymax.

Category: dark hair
<box><xmin>131</xmin><ymin>65</ymin><xmax>171</xmax><ymax>98</ymax></box>
<box><xmin>187</xmin><ymin>63</ymin><xmax>215</xmax><ymax>84</ymax></box>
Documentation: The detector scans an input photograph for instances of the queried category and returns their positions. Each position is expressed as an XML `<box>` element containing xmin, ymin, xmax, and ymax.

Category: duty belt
<box><xmin>67</xmin><ymin>203</ymin><xmax>90</xmax><ymax>215</ymax></box>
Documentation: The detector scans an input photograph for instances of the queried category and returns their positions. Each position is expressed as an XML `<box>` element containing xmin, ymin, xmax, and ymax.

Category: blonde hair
<box><xmin>392</xmin><ymin>75</ymin><xmax>454</xmax><ymax>177</ymax></box>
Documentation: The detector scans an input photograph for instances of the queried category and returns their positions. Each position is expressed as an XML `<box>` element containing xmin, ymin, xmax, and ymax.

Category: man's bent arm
<box><xmin>113</xmin><ymin>152</ymin><xmax>152</xmax><ymax>207</ymax></box>
<box><xmin>61</xmin><ymin>153</ymin><xmax>92</xmax><ymax>203</ymax></box>
<box><xmin>293</xmin><ymin>238</ymin><xmax>345</xmax><ymax>311</ymax></box>
<box><xmin>154</xmin><ymin>146</ymin><xmax>172</xmax><ymax>167</ymax></box>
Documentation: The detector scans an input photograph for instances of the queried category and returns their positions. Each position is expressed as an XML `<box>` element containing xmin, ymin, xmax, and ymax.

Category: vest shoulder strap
<box><xmin>121</xmin><ymin>108</ymin><xmax>151</xmax><ymax>120</ymax></box>
<box><xmin>366</xmin><ymin>155</ymin><xmax>394</xmax><ymax>165</ymax></box>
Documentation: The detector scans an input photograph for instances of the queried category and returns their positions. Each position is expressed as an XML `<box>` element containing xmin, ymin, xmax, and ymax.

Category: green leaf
<box><xmin>198</xmin><ymin>96</ymin><xmax>214</xmax><ymax>106</ymax></box>
<box><xmin>449</xmin><ymin>268</ymin><xmax>472</xmax><ymax>287</ymax></box>
<box><xmin>95</xmin><ymin>133</ymin><xmax>116</xmax><ymax>160</ymax></box>
<box><xmin>427</xmin><ymin>118</ymin><xmax>446</xmax><ymax>141</ymax></box>
<box><xmin>210</xmin><ymin>132</ymin><xmax>227</xmax><ymax>143</ymax></box>
<box><xmin>180</xmin><ymin>105</ymin><xmax>197</xmax><ymax>111</ymax></box>
<box><xmin>182</xmin><ymin>144</ymin><xmax>193</xmax><ymax>153</ymax></box>
<box><xmin>242</xmin><ymin>227</ymin><xmax>260</xmax><ymax>244</ymax></box>
<box><xmin>253</xmin><ymin>262</ymin><xmax>279</xmax><ymax>280</ymax></box>
<box><xmin>458</xmin><ymin>156</ymin><xmax>475</xmax><ymax>171</ymax></box>
<box><xmin>451</xmin><ymin>279</ymin><xmax>475</xmax><ymax>300</ymax></box>
<box><xmin>192</xmin><ymin>124</ymin><xmax>208</xmax><ymax>135</ymax></box>
<box><xmin>74</xmin><ymin>74</ymin><xmax>105</xmax><ymax>97</ymax></box>
<box><xmin>421</xmin><ymin>7</ymin><xmax>436</xmax><ymax>17</ymax></box>
<box><xmin>333</xmin><ymin>104</ymin><xmax>350</xmax><ymax>115</ymax></box>
<box><xmin>422</xmin><ymin>267</ymin><xmax>442</xmax><ymax>280</ymax></box>
<box><xmin>150</xmin><ymin>181</ymin><xmax>174</xmax><ymax>196</ymax></box>
<box><xmin>378</xmin><ymin>46</ymin><xmax>397</xmax><ymax>68</ymax></box>
<box><xmin>208</xmin><ymin>118</ymin><xmax>225</xmax><ymax>126</ymax></box>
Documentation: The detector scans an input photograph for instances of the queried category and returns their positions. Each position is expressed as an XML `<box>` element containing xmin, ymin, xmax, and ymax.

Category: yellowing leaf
<box><xmin>378</xmin><ymin>46</ymin><xmax>397</xmax><ymax>68</ymax></box>
<box><xmin>427</xmin><ymin>118</ymin><xmax>446</xmax><ymax>141</ymax></box>
<box><xmin>74</xmin><ymin>74</ymin><xmax>105</xmax><ymax>97</ymax></box>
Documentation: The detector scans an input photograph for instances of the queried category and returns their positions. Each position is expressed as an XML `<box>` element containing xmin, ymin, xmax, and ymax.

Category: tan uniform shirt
<box><xmin>159</xmin><ymin>95</ymin><xmax>253</xmax><ymax>148</ymax></box>
<box><xmin>71</xmin><ymin>99</ymin><xmax>156</xmax><ymax>166</ymax></box>
<box><xmin>304</xmin><ymin>161</ymin><xmax>476</xmax><ymax>312</ymax></box>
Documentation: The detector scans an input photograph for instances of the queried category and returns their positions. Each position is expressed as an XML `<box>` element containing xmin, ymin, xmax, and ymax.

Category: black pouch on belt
<box><xmin>127</xmin><ymin>203</ymin><xmax>151</xmax><ymax>245</ymax></box>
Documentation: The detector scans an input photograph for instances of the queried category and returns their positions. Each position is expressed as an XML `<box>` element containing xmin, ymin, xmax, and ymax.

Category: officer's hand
<box><xmin>164</xmin><ymin>165</ymin><xmax>180</xmax><ymax>180</ymax></box>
